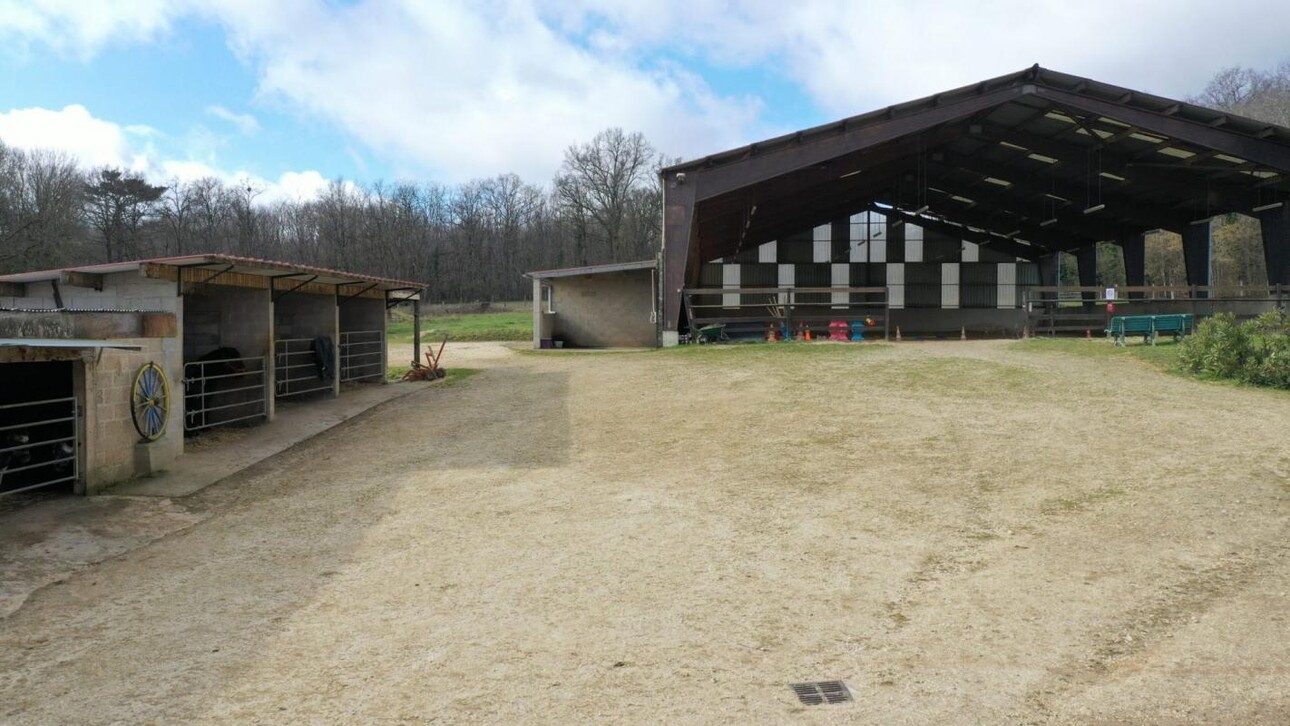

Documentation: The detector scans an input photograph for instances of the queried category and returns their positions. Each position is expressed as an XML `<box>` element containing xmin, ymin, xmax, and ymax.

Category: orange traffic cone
<box><xmin>804</xmin><ymin>324</ymin><xmax>813</xmax><ymax>341</ymax></box>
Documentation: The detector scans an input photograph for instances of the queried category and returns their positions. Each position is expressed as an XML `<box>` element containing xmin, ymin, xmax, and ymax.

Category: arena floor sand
<box><xmin>1</xmin><ymin>340</ymin><xmax>1288</xmax><ymax>724</ymax></box>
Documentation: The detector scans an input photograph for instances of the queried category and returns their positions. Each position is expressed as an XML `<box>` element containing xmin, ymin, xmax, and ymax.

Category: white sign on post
<box><xmin>1105</xmin><ymin>287</ymin><xmax>1117</xmax><ymax>301</ymax></box>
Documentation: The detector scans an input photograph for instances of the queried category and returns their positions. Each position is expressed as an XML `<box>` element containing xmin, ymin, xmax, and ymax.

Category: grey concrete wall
<box><xmin>183</xmin><ymin>286</ymin><xmax>272</xmax><ymax>360</ymax></box>
<box><xmin>339</xmin><ymin>298</ymin><xmax>386</xmax><ymax>383</ymax></box>
<box><xmin>2</xmin><ymin>273</ymin><xmax>178</xmax><ymax>312</ymax></box>
<box><xmin>273</xmin><ymin>291</ymin><xmax>337</xmax><ymax>340</ymax></box>
<box><xmin>273</xmin><ymin>291</ymin><xmax>340</xmax><ymax>397</ymax></box>
<box><xmin>182</xmin><ymin>286</ymin><xmax>273</xmax><ymax>428</ymax></box>
<box><xmin>548</xmin><ymin>270</ymin><xmax>656</xmax><ymax>348</ymax></box>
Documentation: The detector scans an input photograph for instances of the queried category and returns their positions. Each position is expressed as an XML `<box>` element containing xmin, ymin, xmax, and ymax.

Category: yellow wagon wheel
<box><xmin>131</xmin><ymin>362</ymin><xmax>170</xmax><ymax>442</ymax></box>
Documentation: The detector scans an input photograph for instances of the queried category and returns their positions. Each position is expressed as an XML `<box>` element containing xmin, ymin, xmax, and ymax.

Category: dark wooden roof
<box><xmin>664</xmin><ymin>65</ymin><xmax>1290</xmax><ymax>263</ymax></box>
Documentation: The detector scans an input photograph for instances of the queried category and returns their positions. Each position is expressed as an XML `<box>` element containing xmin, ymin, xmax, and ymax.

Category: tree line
<box><xmin>0</xmin><ymin>128</ymin><xmax>666</xmax><ymax>302</ymax></box>
<box><xmin>2</xmin><ymin>63</ymin><xmax>1288</xmax><ymax>300</ymax></box>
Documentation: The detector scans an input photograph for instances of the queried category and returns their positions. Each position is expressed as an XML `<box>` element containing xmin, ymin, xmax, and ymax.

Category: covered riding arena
<box><xmin>661</xmin><ymin>66</ymin><xmax>1290</xmax><ymax>345</ymax></box>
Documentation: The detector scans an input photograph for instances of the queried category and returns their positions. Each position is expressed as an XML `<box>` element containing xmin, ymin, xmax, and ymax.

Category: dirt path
<box><xmin>1</xmin><ymin>340</ymin><xmax>1288</xmax><ymax>724</ymax></box>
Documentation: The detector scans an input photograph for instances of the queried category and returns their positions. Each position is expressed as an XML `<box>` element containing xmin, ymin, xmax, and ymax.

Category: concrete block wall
<box><xmin>2</xmin><ymin>274</ymin><xmax>179</xmax><ymax>313</ymax></box>
<box><xmin>273</xmin><ymin>291</ymin><xmax>340</xmax><ymax>396</ymax></box>
<box><xmin>183</xmin><ymin>286</ymin><xmax>272</xmax><ymax>360</ymax></box>
<box><xmin>82</xmin><ymin>336</ymin><xmax>183</xmax><ymax>493</ymax></box>
<box><xmin>339</xmin><ymin>298</ymin><xmax>384</xmax><ymax>332</ymax></box>
<box><xmin>339</xmin><ymin>298</ymin><xmax>387</xmax><ymax>382</ymax></box>
<box><xmin>548</xmin><ymin>271</ymin><xmax>656</xmax><ymax>348</ymax></box>
<box><xmin>274</xmin><ymin>291</ymin><xmax>338</xmax><ymax>340</ymax></box>
<box><xmin>181</xmin><ymin>286</ymin><xmax>273</xmax><ymax>428</ymax></box>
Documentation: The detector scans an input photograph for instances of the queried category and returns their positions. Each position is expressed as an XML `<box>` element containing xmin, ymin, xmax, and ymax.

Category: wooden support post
<box><xmin>332</xmin><ymin>292</ymin><xmax>341</xmax><ymax>398</ymax></box>
<box><xmin>412</xmin><ymin>299</ymin><xmax>421</xmax><ymax>366</ymax></box>
<box><xmin>265</xmin><ymin>288</ymin><xmax>276</xmax><ymax>421</ymax></box>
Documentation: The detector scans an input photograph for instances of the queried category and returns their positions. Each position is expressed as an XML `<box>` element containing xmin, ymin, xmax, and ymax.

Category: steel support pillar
<box><xmin>1075</xmin><ymin>245</ymin><xmax>1098</xmax><ymax>304</ymax></box>
<box><xmin>1182</xmin><ymin>219</ymin><xmax>1212</xmax><ymax>296</ymax></box>
<box><xmin>1259</xmin><ymin>203</ymin><xmax>1290</xmax><ymax>286</ymax></box>
<box><xmin>661</xmin><ymin>175</ymin><xmax>696</xmax><ymax>346</ymax></box>
<box><xmin>1038</xmin><ymin>252</ymin><xmax>1060</xmax><ymax>287</ymax></box>
<box><xmin>1119</xmin><ymin>232</ymin><xmax>1146</xmax><ymax>299</ymax></box>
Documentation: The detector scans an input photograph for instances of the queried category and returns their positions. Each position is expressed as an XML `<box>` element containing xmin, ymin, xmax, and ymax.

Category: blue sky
<box><xmin>1</xmin><ymin>1</ymin><xmax>1288</xmax><ymax>200</ymax></box>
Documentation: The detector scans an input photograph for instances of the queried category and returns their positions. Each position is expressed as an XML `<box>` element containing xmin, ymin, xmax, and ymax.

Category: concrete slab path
<box><xmin>113</xmin><ymin>381</ymin><xmax>423</xmax><ymax>497</ymax></box>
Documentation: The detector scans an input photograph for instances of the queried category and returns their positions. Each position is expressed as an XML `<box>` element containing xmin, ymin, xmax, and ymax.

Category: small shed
<box><xmin>526</xmin><ymin>260</ymin><xmax>658</xmax><ymax>349</ymax></box>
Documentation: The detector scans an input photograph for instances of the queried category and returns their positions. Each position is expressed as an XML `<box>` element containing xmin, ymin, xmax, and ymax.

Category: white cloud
<box><xmin>205</xmin><ymin>105</ymin><xmax>260</xmax><ymax>135</ymax></box>
<box><xmin>0</xmin><ymin>103</ymin><xmax>330</xmax><ymax>203</ymax></box>
<box><xmin>0</xmin><ymin>104</ymin><xmax>154</xmax><ymax>171</ymax></box>
<box><xmin>206</xmin><ymin>0</ymin><xmax>764</xmax><ymax>181</ymax></box>
<box><xmin>543</xmin><ymin>0</ymin><xmax>1290</xmax><ymax>115</ymax></box>
<box><xmin>0</xmin><ymin>0</ymin><xmax>183</xmax><ymax>58</ymax></box>
<box><xmin>4</xmin><ymin>1</ymin><xmax>1290</xmax><ymax>181</ymax></box>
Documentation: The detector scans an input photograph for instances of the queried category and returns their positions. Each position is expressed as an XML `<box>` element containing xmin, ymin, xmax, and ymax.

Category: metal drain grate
<box><xmin>790</xmin><ymin>680</ymin><xmax>852</xmax><ymax>705</ymax></box>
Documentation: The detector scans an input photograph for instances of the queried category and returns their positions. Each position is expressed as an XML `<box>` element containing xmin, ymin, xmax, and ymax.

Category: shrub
<box><xmin>1179</xmin><ymin>313</ymin><xmax>1252</xmax><ymax>379</ymax></box>
<box><xmin>1179</xmin><ymin>312</ymin><xmax>1290</xmax><ymax>389</ymax></box>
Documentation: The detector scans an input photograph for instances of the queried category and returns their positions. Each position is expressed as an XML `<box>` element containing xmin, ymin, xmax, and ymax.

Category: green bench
<box><xmin>1106</xmin><ymin>314</ymin><xmax>1195</xmax><ymax>346</ymax></box>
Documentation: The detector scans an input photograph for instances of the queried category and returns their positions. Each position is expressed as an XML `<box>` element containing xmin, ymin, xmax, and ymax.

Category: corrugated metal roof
<box><xmin>0</xmin><ymin>253</ymin><xmax>426</xmax><ymax>292</ymax></box>
<box><xmin>0</xmin><ymin>338</ymin><xmax>144</xmax><ymax>350</ymax></box>
<box><xmin>526</xmin><ymin>260</ymin><xmax>657</xmax><ymax>279</ymax></box>
<box><xmin>662</xmin><ymin>64</ymin><xmax>1290</xmax><ymax>175</ymax></box>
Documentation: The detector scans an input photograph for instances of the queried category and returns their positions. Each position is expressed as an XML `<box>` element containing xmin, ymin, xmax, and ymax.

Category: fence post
<box><xmin>785</xmin><ymin>289</ymin><xmax>794</xmax><ymax>339</ymax></box>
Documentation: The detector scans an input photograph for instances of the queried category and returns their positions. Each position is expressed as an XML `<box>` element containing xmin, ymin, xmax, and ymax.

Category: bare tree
<box><xmin>555</xmin><ymin>128</ymin><xmax>655</xmax><ymax>263</ymax></box>
<box><xmin>0</xmin><ymin>143</ymin><xmax>84</xmax><ymax>271</ymax></box>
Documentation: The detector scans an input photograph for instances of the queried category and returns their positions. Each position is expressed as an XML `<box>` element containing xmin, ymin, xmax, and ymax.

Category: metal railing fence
<box><xmin>340</xmin><ymin>330</ymin><xmax>384</xmax><ymax>382</ymax></box>
<box><xmin>275</xmin><ymin>338</ymin><xmax>335</xmax><ymax>399</ymax></box>
<box><xmin>0</xmin><ymin>396</ymin><xmax>78</xmax><ymax>496</ymax></box>
<box><xmin>183</xmin><ymin>356</ymin><xmax>268</xmax><ymax>432</ymax></box>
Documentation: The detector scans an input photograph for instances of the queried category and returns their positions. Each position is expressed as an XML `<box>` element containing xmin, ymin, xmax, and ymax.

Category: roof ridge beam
<box><xmin>691</xmin><ymin>85</ymin><xmax>1029</xmax><ymax>201</ymax></box>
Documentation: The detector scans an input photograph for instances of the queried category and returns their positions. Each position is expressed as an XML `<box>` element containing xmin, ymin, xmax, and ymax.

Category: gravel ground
<box><xmin>1</xmin><ymin>340</ymin><xmax>1288</xmax><ymax>724</ymax></box>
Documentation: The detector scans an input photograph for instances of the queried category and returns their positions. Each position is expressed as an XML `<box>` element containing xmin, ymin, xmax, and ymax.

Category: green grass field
<box><xmin>388</xmin><ymin>308</ymin><xmax>532</xmax><ymax>342</ymax></box>
<box><xmin>1013</xmin><ymin>336</ymin><xmax>1183</xmax><ymax>371</ymax></box>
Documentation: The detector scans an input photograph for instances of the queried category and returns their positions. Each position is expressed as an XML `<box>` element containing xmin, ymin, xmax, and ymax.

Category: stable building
<box><xmin>0</xmin><ymin>254</ymin><xmax>423</xmax><ymax>497</ymax></box>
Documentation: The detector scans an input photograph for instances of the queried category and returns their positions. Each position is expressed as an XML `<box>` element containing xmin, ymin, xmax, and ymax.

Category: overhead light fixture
<box><xmin>913</xmin><ymin>205</ymin><xmax>930</xmax><ymax>214</ymax></box>
<box><xmin>1040</xmin><ymin>218</ymin><xmax>1058</xmax><ymax>227</ymax></box>
<box><xmin>1083</xmin><ymin>204</ymin><xmax>1106</xmax><ymax>215</ymax></box>
<box><xmin>1005</xmin><ymin>229</ymin><xmax>1022</xmax><ymax>237</ymax></box>
<box><xmin>1099</xmin><ymin>171</ymin><xmax>1127</xmax><ymax>181</ymax></box>
<box><xmin>838</xmin><ymin>170</ymin><xmax>861</xmax><ymax>179</ymax></box>
<box><xmin>1045</xmin><ymin>193</ymin><xmax>1069</xmax><ymax>202</ymax></box>
<box><xmin>1252</xmin><ymin>201</ymin><xmax>1284</xmax><ymax>213</ymax></box>
<box><xmin>1190</xmin><ymin>217</ymin><xmax>1212</xmax><ymax>225</ymax></box>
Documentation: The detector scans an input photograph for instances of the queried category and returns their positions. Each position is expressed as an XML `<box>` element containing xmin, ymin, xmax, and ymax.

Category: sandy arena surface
<box><xmin>1</xmin><ymin>340</ymin><xmax>1288</xmax><ymax>724</ymax></box>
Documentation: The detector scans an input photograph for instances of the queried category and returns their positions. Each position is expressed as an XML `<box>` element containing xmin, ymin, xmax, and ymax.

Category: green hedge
<box><xmin>1178</xmin><ymin>311</ymin><xmax>1290</xmax><ymax>389</ymax></box>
